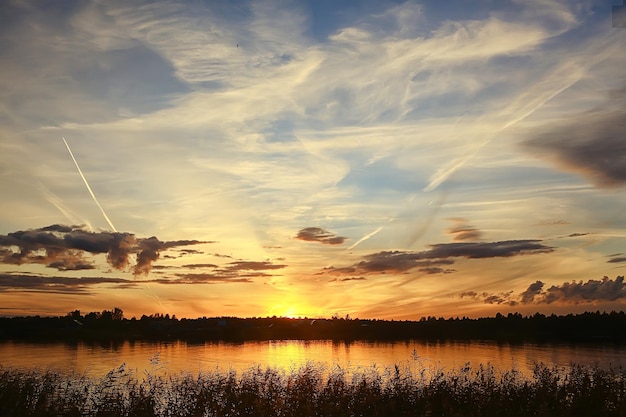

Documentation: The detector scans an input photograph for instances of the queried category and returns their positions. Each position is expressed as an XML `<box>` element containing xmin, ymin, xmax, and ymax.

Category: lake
<box><xmin>0</xmin><ymin>340</ymin><xmax>624</xmax><ymax>379</ymax></box>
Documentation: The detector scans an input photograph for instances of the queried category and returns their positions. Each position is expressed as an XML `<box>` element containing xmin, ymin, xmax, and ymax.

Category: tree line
<box><xmin>1</xmin><ymin>309</ymin><xmax>625</xmax><ymax>343</ymax></box>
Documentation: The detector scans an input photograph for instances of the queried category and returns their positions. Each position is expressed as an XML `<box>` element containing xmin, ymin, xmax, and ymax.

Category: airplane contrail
<box><xmin>347</xmin><ymin>225</ymin><xmax>384</xmax><ymax>251</ymax></box>
<box><xmin>62</xmin><ymin>137</ymin><xmax>117</xmax><ymax>232</ymax></box>
<box><xmin>423</xmin><ymin>63</ymin><xmax>584</xmax><ymax>193</ymax></box>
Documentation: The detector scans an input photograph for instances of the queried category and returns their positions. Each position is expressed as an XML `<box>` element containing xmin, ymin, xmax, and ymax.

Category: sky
<box><xmin>1</xmin><ymin>0</ymin><xmax>625</xmax><ymax>320</ymax></box>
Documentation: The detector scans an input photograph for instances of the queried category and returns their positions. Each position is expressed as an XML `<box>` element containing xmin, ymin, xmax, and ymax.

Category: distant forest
<box><xmin>1</xmin><ymin>310</ymin><xmax>626</xmax><ymax>344</ymax></box>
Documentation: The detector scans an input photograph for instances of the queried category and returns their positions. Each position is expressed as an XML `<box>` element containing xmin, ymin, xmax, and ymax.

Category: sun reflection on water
<box><xmin>1</xmin><ymin>340</ymin><xmax>625</xmax><ymax>380</ymax></box>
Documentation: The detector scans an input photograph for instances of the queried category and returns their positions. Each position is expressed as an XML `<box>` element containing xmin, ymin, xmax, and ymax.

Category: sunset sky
<box><xmin>1</xmin><ymin>0</ymin><xmax>625</xmax><ymax>320</ymax></box>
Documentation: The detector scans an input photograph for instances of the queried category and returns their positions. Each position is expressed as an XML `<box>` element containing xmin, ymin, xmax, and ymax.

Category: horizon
<box><xmin>0</xmin><ymin>1</ymin><xmax>625</xmax><ymax>321</ymax></box>
<box><xmin>3</xmin><ymin>308</ymin><xmax>626</xmax><ymax>322</ymax></box>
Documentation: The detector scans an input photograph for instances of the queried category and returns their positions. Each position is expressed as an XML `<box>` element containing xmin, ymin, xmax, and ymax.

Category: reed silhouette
<box><xmin>1</xmin><ymin>361</ymin><xmax>625</xmax><ymax>417</ymax></box>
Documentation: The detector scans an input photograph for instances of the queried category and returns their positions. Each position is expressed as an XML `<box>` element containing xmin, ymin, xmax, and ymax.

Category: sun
<box><xmin>267</xmin><ymin>303</ymin><xmax>305</xmax><ymax>319</ymax></box>
<box><xmin>284</xmin><ymin>307</ymin><xmax>298</xmax><ymax>319</ymax></box>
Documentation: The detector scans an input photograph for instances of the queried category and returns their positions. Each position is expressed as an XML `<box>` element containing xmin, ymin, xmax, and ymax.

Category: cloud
<box><xmin>0</xmin><ymin>257</ymin><xmax>283</xmax><ymax>291</ymax></box>
<box><xmin>341</xmin><ymin>277</ymin><xmax>366</xmax><ymax>282</ymax></box>
<box><xmin>158</xmin><ymin>259</ymin><xmax>287</xmax><ymax>284</ymax></box>
<box><xmin>47</xmin><ymin>256</ymin><xmax>95</xmax><ymax>271</ymax></box>
<box><xmin>536</xmin><ymin>220</ymin><xmax>570</xmax><ymax>226</ymax></box>
<box><xmin>0</xmin><ymin>256</ymin><xmax>284</xmax><ymax>291</ymax></box>
<box><xmin>181</xmin><ymin>263</ymin><xmax>219</xmax><ymax>269</ymax></box>
<box><xmin>166</xmin><ymin>274</ymin><xmax>253</xmax><ymax>284</ymax></box>
<box><xmin>224</xmin><ymin>261</ymin><xmax>287</xmax><ymax>271</ymax></box>
<box><xmin>567</xmin><ymin>233</ymin><xmax>589</xmax><ymax>238</ymax></box>
<box><xmin>0</xmin><ymin>273</ymin><xmax>132</xmax><ymax>294</ymax></box>
<box><xmin>426</xmin><ymin>240</ymin><xmax>553</xmax><ymax>259</ymax></box>
<box><xmin>135</xmin><ymin>237</ymin><xmax>161</xmax><ymax>275</ymax></box>
<box><xmin>180</xmin><ymin>249</ymin><xmax>205</xmax><ymax>255</ymax></box>
<box><xmin>446</xmin><ymin>219</ymin><xmax>482</xmax><ymax>241</ymax></box>
<box><xmin>321</xmin><ymin>266</ymin><xmax>358</xmax><ymax>275</ymax></box>
<box><xmin>541</xmin><ymin>276</ymin><xmax>626</xmax><ymax>304</ymax></box>
<box><xmin>463</xmin><ymin>276</ymin><xmax>626</xmax><ymax>306</ymax></box>
<box><xmin>329</xmin><ymin>276</ymin><xmax>367</xmax><ymax>283</ymax></box>
<box><xmin>357</xmin><ymin>252</ymin><xmax>434</xmax><ymax>274</ymax></box>
<box><xmin>522</xmin><ymin>93</ymin><xmax>626</xmax><ymax>187</ymax></box>
<box><xmin>418</xmin><ymin>267</ymin><xmax>455</xmax><ymax>275</ymax></box>
<box><xmin>0</xmin><ymin>225</ymin><xmax>207</xmax><ymax>275</ymax></box>
<box><xmin>520</xmin><ymin>280</ymin><xmax>545</xmax><ymax>304</ymax></box>
<box><xmin>608</xmin><ymin>257</ymin><xmax>626</xmax><ymax>264</ymax></box>
<box><xmin>295</xmin><ymin>227</ymin><xmax>347</xmax><ymax>245</ymax></box>
<box><xmin>326</xmin><ymin>239</ymin><xmax>552</xmax><ymax>276</ymax></box>
<box><xmin>459</xmin><ymin>290</ymin><xmax>515</xmax><ymax>305</ymax></box>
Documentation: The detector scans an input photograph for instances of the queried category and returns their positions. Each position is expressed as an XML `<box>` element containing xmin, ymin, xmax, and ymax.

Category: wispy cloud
<box><xmin>446</xmin><ymin>219</ymin><xmax>482</xmax><ymax>242</ymax></box>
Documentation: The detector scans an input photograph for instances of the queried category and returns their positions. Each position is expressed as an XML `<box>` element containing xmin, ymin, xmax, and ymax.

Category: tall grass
<box><xmin>1</xmin><ymin>361</ymin><xmax>625</xmax><ymax>417</ymax></box>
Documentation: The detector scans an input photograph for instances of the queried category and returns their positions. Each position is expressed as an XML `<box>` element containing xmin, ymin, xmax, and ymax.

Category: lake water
<box><xmin>1</xmin><ymin>340</ymin><xmax>624</xmax><ymax>379</ymax></box>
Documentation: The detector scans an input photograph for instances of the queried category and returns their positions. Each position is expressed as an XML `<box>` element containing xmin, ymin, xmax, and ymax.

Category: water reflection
<box><xmin>0</xmin><ymin>340</ymin><xmax>624</xmax><ymax>379</ymax></box>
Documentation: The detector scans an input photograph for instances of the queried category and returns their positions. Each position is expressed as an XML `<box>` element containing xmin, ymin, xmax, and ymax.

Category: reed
<box><xmin>0</xmin><ymin>361</ymin><xmax>625</xmax><ymax>417</ymax></box>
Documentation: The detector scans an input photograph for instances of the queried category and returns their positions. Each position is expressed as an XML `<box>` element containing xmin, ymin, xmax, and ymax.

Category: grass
<box><xmin>1</xmin><ymin>361</ymin><xmax>625</xmax><ymax>417</ymax></box>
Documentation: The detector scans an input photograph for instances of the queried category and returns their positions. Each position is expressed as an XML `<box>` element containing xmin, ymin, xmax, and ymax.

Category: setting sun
<box><xmin>267</xmin><ymin>303</ymin><xmax>305</xmax><ymax>319</ymax></box>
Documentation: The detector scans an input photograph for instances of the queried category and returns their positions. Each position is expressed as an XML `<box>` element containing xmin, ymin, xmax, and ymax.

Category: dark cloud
<box><xmin>463</xmin><ymin>276</ymin><xmax>626</xmax><ymax>306</ymax></box>
<box><xmin>536</xmin><ymin>220</ymin><xmax>570</xmax><ymax>226</ymax></box>
<box><xmin>295</xmin><ymin>227</ymin><xmax>347</xmax><ymax>245</ymax></box>
<box><xmin>40</xmin><ymin>224</ymin><xmax>76</xmax><ymax>232</ymax></box>
<box><xmin>178</xmin><ymin>249</ymin><xmax>205</xmax><ymax>256</ymax></box>
<box><xmin>426</xmin><ymin>240</ymin><xmax>553</xmax><ymax>259</ymax></box>
<box><xmin>0</xmin><ymin>273</ymin><xmax>132</xmax><ymax>294</ymax></box>
<box><xmin>322</xmin><ymin>240</ymin><xmax>551</xmax><ymax>278</ymax></box>
<box><xmin>459</xmin><ymin>290</ymin><xmax>514</xmax><ymax>305</ymax></box>
<box><xmin>568</xmin><ymin>233</ymin><xmax>588</xmax><ymax>237</ymax></box>
<box><xmin>608</xmin><ymin>257</ymin><xmax>626</xmax><ymax>264</ymax></box>
<box><xmin>542</xmin><ymin>276</ymin><xmax>626</xmax><ymax>304</ymax></box>
<box><xmin>522</xmin><ymin>98</ymin><xmax>626</xmax><ymax>187</ymax></box>
<box><xmin>322</xmin><ymin>266</ymin><xmax>358</xmax><ymax>275</ymax></box>
<box><xmin>353</xmin><ymin>240</ymin><xmax>551</xmax><ymax>274</ymax></box>
<box><xmin>0</xmin><ymin>255</ymin><xmax>282</xmax><ymax>292</ymax></box>
<box><xmin>459</xmin><ymin>290</ymin><xmax>478</xmax><ymax>298</ymax></box>
<box><xmin>520</xmin><ymin>280</ymin><xmax>545</xmax><ymax>304</ymax></box>
<box><xmin>106</xmin><ymin>233</ymin><xmax>136</xmax><ymax>269</ymax></box>
<box><xmin>418</xmin><ymin>267</ymin><xmax>455</xmax><ymax>274</ymax></box>
<box><xmin>483</xmin><ymin>293</ymin><xmax>512</xmax><ymax>305</ymax></box>
<box><xmin>47</xmin><ymin>257</ymin><xmax>95</xmax><ymax>271</ymax></box>
<box><xmin>135</xmin><ymin>237</ymin><xmax>162</xmax><ymax>276</ymax></box>
<box><xmin>328</xmin><ymin>276</ymin><xmax>367</xmax><ymax>282</ymax></box>
<box><xmin>157</xmin><ymin>260</ymin><xmax>286</xmax><ymax>284</ymax></box>
<box><xmin>181</xmin><ymin>263</ymin><xmax>219</xmax><ymax>269</ymax></box>
<box><xmin>447</xmin><ymin>219</ymin><xmax>482</xmax><ymax>241</ymax></box>
<box><xmin>357</xmin><ymin>251</ymin><xmax>425</xmax><ymax>273</ymax></box>
<box><xmin>150</xmin><ymin>265</ymin><xmax>175</xmax><ymax>270</ymax></box>
<box><xmin>225</xmin><ymin>261</ymin><xmax>286</xmax><ymax>271</ymax></box>
<box><xmin>0</xmin><ymin>225</ymin><xmax>207</xmax><ymax>275</ymax></box>
<box><xmin>166</xmin><ymin>273</ymin><xmax>253</xmax><ymax>284</ymax></box>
